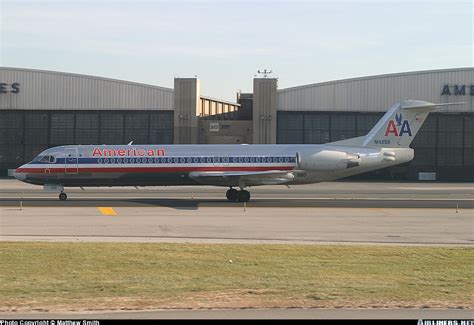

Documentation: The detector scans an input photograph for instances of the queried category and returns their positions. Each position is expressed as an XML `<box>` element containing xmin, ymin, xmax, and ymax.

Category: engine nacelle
<box><xmin>296</xmin><ymin>150</ymin><xmax>361</xmax><ymax>171</ymax></box>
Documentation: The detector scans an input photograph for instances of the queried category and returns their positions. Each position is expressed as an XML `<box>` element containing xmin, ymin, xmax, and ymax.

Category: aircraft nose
<box><xmin>14</xmin><ymin>167</ymin><xmax>27</xmax><ymax>181</ymax></box>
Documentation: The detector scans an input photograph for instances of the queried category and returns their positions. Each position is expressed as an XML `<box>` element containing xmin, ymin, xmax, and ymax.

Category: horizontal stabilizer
<box><xmin>400</xmin><ymin>101</ymin><xmax>465</xmax><ymax>112</ymax></box>
<box><xmin>400</xmin><ymin>101</ymin><xmax>464</xmax><ymax>109</ymax></box>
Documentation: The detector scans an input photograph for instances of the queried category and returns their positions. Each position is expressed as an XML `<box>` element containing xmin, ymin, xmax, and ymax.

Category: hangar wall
<box><xmin>277</xmin><ymin>68</ymin><xmax>473</xmax><ymax>113</ymax></box>
<box><xmin>0</xmin><ymin>67</ymin><xmax>174</xmax><ymax>110</ymax></box>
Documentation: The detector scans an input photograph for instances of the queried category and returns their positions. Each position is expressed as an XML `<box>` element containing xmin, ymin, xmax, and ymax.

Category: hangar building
<box><xmin>1</xmin><ymin>66</ymin><xmax>472</xmax><ymax>180</ymax></box>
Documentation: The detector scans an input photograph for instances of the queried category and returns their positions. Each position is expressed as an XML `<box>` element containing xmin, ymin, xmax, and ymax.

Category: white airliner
<box><xmin>14</xmin><ymin>100</ymin><xmax>459</xmax><ymax>201</ymax></box>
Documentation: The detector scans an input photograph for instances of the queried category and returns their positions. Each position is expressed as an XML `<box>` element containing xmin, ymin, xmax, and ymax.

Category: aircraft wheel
<box><xmin>237</xmin><ymin>190</ymin><xmax>250</xmax><ymax>202</ymax></box>
<box><xmin>226</xmin><ymin>188</ymin><xmax>238</xmax><ymax>201</ymax></box>
<box><xmin>59</xmin><ymin>192</ymin><xmax>67</xmax><ymax>201</ymax></box>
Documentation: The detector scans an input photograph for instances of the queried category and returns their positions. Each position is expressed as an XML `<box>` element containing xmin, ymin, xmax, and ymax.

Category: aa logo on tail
<box><xmin>384</xmin><ymin>113</ymin><xmax>412</xmax><ymax>137</ymax></box>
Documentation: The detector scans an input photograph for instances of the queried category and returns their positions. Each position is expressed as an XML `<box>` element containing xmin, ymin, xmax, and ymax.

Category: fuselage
<box><xmin>14</xmin><ymin>144</ymin><xmax>414</xmax><ymax>187</ymax></box>
<box><xmin>12</xmin><ymin>100</ymin><xmax>449</xmax><ymax>202</ymax></box>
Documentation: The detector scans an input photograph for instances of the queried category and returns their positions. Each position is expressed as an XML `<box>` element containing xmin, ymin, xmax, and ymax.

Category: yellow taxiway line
<box><xmin>97</xmin><ymin>207</ymin><xmax>117</xmax><ymax>216</ymax></box>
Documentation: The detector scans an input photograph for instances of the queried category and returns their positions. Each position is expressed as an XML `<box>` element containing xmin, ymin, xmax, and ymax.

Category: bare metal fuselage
<box><xmin>14</xmin><ymin>144</ymin><xmax>414</xmax><ymax>188</ymax></box>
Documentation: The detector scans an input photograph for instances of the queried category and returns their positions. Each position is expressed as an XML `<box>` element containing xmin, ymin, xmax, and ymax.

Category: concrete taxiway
<box><xmin>1</xmin><ymin>179</ymin><xmax>472</xmax><ymax>245</ymax></box>
<box><xmin>1</xmin><ymin>179</ymin><xmax>473</xmax><ymax>208</ymax></box>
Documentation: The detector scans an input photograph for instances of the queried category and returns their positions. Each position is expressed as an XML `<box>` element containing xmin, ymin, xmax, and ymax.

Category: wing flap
<box><xmin>189</xmin><ymin>170</ymin><xmax>295</xmax><ymax>186</ymax></box>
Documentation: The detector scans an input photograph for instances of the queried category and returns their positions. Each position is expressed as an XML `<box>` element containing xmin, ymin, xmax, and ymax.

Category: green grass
<box><xmin>0</xmin><ymin>242</ymin><xmax>472</xmax><ymax>311</ymax></box>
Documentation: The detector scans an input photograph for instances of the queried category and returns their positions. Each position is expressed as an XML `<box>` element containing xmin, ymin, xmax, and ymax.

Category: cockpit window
<box><xmin>38</xmin><ymin>155</ymin><xmax>56</xmax><ymax>163</ymax></box>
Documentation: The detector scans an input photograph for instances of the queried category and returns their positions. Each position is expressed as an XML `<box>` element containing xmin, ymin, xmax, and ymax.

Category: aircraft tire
<box><xmin>237</xmin><ymin>190</ymin><xmax>250</xmax><ymax>202</ymax></box>
<box><xmin>226</xmin><ymin>188</ymin><xmax>238</xmax><ymax>201</ymax></box>
<box><xmin>59</xmin><ymin>192</ymin><xmax>67</xmax><ymax>201</ymax></box>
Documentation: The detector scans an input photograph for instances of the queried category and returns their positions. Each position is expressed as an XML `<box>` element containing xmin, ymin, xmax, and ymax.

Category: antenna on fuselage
<box><xmin>127</xmin><ymin>141</ymin><xmax>133</xmax><ymax>145</ymax></box>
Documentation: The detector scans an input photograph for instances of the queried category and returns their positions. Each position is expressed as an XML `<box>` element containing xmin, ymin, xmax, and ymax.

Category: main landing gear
<box><xmin>226</xmin><ymin>188</ymin><xmax>250</xmax><ymax>202</ymax></box>
<box><xmin>59</xmin><ymin>192</ymin><xmax>67</xmax><ymax>201</ymax></box>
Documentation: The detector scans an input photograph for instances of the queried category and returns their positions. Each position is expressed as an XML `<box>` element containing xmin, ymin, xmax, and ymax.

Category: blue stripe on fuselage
<box><xmin>29</xmin><ymin>156</ymin><xmax>297</xmax><ymax>165</ymax></box>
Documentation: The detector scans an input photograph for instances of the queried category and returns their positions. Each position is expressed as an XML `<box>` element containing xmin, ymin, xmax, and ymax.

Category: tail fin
<box><xmin>331</xmin><ymin>100</ymin><xmax>463</xmax><ymax>148</ymax></box>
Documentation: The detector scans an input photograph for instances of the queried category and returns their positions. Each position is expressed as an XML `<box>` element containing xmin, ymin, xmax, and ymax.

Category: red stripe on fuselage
<box><xmin>16</xmin><ymin>166</ymin><xmax>295</xmax><ymax>174</ymax></box>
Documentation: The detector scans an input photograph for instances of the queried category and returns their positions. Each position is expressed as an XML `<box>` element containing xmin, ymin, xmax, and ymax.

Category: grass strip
<box><xmin>0</xmin><ymin>242</ymin><xmax>472</xmax><ymax>311</ymax></box>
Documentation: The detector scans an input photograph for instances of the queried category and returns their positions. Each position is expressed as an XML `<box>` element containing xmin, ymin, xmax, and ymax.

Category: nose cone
<box><xmin>14</xmin><ymin>167</ymin><xmax>27</xmax><ymax>181</ymax></box>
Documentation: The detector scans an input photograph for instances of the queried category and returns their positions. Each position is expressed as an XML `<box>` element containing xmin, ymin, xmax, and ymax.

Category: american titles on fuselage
<box><xmin>92</xmin><ymin>147</ymin><xmax>166</xmax><ymax>157</ymax></box>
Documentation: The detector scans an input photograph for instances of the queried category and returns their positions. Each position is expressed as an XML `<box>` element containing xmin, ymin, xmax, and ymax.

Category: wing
<box><xmin>189</xmin><ymin>170</ymin><xmax>295</xmax><ymax>187</ymax></box>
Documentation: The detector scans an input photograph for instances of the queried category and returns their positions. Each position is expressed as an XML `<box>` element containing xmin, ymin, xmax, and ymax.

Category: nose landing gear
<box><xmin>226</xmin><ymin>188</ymin><xmax>250</xmax><ymax>202</ymax></box>
<box><xmin>44</xmin><ymin>184</ymin><xmax>67</xmax><ymax>201</ymax></box>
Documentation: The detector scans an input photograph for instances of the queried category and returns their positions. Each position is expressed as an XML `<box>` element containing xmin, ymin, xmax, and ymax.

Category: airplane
<box><xmin>14</xmin><ymin>100</ymin><xmax>460</xmax><ymax>202</ymax></box>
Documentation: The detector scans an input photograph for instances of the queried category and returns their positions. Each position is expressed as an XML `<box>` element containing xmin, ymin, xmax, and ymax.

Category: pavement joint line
<box><xmin>2</xmin><ymin>205</ymin><xmax>473</xmax><ymax>210</ymax></box>
<box><xmin>1</xmin><ymin>235</ymin><xmax>472</xmax><ymax>246</ymax></box>
<box><xmin>97</xmin><ymin>207</ymin><xmax>117</xmax><ymax>216</ymax></box>
<box><xmin>2</xmin><ymin>197</ymin><xmax>474</xmax><ymax>201</ymax></box>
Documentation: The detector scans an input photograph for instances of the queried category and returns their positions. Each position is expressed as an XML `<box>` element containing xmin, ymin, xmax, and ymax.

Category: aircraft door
<box><xmin>65</xmin><ymin>148</ymin><xmax>78</xmax><ymax>174</ymax></box>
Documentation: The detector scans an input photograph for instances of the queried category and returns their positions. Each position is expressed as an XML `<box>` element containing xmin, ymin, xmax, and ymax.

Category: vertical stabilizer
<box><xmin>361</xmin><ymin>100</ymin><xmax>461</xmax><ymax>148</ymax></box>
